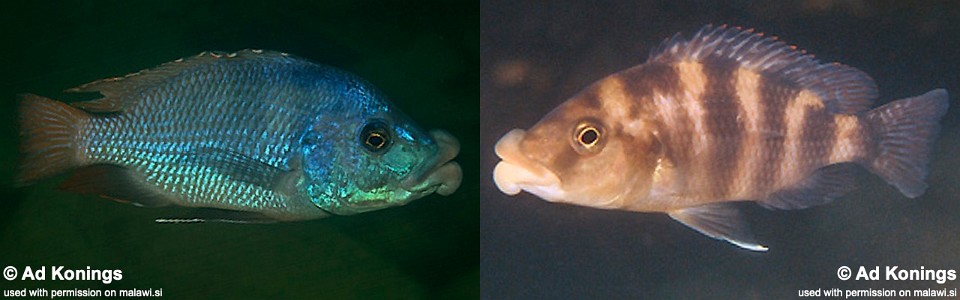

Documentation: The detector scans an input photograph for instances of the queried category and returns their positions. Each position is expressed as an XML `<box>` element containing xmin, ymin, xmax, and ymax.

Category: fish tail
<box><xmin>16</xmin><ymin>94</ymin><xmax>91</xmax><ymax>186</ymax></box>
<box><xmin>863</xmin><ymin>89</ymin><xmax>949</xmax><ymax>198</ymax></box>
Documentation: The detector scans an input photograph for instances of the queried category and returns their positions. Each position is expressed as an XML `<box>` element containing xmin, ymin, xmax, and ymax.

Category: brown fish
<box><xmin>492</xmin><ymin>25</ymin><xmax>949</xmax><ymax>251</ymax></box>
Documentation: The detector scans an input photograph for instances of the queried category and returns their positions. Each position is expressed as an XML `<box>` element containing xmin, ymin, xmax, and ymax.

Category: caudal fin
<box><xmin>17</xmin><ymin>94</ymin><xmax>89</xmax><ymax>186</ymax></box>
<box><xmin>864</xmin><ymin>89</ymin><xmax>949</xmax><ymax>198</ymax></box>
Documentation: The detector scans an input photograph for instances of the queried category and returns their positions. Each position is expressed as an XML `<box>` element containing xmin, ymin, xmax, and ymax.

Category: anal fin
<box><xmin>668</xmin><ymin>203</ymin><xmax>768</xmax><ymax>251</ymax></box>
<box><xmin>59</xmin><ymin>164</ymin><xmax>172</xmax><ymax>207</ymax></box>
<box><xmin>760</xmin><ymin>163</ymin><xmax>856</xmax><ymax>210</ymax></box>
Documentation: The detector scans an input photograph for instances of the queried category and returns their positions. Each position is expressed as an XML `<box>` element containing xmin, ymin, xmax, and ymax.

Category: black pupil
<box><xmin>361</xmin><ymin>122</ymin><xmax>390</xmax><ymax>152</ymax></box>
<box><xmin>367</xmin><ymin>133</ymin><xmax>385</xmax><ymax>148</ymax></box>
<box><xmin>580</xmin><ymin>128</ymin><xmax>598</xmax><ymax>145</ymax></box>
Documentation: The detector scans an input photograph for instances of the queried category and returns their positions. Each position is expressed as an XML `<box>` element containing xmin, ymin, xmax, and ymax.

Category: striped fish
<box><xmin>492</xmin><ymin>25</ymin><xmax>949</xmax><ymax>251</ymax></box>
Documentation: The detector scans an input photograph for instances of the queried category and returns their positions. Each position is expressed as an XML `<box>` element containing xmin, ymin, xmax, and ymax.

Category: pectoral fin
<box><xmin>668</xmin><ymin>203</ymin><xmax>768</xmax><ymax>252</ymax></box>
<box><xmin>188</xmin><ymin>147</ymin><xmax>300</xmax><ymax>195</ymax></box>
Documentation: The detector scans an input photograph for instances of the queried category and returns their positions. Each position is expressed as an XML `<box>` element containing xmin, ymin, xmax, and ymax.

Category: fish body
<box><xmin>18</xmin><ymin>50</ymin><xmax>461</xmax><ymax>222</ymax></box>
<box><xmin>493</xmin><ymin>25</ymin><xmax>948</xmax><ymax>251</ymax></box>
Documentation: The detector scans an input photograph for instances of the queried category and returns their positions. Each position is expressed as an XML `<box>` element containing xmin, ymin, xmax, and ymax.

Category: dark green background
<box><xmin>0</xmin><ymin>1</ymin><xmax>478</xmax><ymax>299</ymax></box>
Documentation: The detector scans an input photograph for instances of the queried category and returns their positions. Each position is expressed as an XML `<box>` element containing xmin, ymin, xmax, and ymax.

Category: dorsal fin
<box><xmin>648</xmin><ymin>24</ymin><xmax>878</xmax><ymax>114</ymax></box>
<box><xmin>66</xmin><ymin>49</ymin><xmax>296</xmax><ymax>112</ymax></box>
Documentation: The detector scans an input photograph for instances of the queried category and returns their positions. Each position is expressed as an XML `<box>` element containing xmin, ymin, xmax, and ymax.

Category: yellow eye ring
<box><xmin>366</xmin><ymin>132</ymin><xmax>386</xmax><ymax>149</ymax></box>
<box><xmin>571</xmin><ymin>119</ymin><xmax>605</xmax><ymax>154</ymax></box>
<box><xmin>360</xmin><ymin>121</ymin><xmax>392</xmax><ymax>153</ymax></box>
<box><xmin>578</xmin><ymin>126</ymin><xmax>600</xmax><ymax>148</ymax></box>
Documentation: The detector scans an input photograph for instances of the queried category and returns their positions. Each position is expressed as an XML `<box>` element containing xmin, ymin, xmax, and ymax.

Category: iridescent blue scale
<box><xmin>87</xmin><ymin>57</ymin><xmax>314</xmax><ymax>214</ymax></box>
<box><xmin>18</xmin><ymin>49</ymin><xmax>461</xmax><ymax>222</ymax></box>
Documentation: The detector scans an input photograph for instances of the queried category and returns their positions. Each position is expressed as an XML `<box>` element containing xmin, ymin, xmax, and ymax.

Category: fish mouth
<box><xmin>492</xmin><ymin>129</ymin><xmax>565</xmax><ymax>202</ymax></box>
<box><xmin>400</xmin><ymin>129</ymin><xmax>462</xmax><ymax>197</ymax></box>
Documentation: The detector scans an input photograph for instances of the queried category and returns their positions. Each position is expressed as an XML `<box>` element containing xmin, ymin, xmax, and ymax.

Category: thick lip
<box><xmin>400</xmin><ymin>129</ymin><xmax>462</xmax><ymax>196</ymax></box>
<box><xmin>492</xmin><ymin>129</ymin><xmax>564</xmax><ymax>201</ymax></box>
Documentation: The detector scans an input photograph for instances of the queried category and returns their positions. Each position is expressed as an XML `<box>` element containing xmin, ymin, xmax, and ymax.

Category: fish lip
<box><xmin>400</xmin><ymin>129</ymin><xmax>462</xmax><ymax>196</ymax></box>
<box><xmin>492</xmin><ymin>129</ymin><xmax>564</xmax><ymax>202</ymax></box>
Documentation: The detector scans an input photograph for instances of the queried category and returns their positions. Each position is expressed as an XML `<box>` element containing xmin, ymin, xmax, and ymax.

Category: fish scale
<box><xmin>18</xmin><ymin>49</ymin><xmax>462</xmax><ymax>222</ymax></box>
<box><xmin>493</xmin><ymin>25</ymin><xmax>948</xmax><ymax>251</ymax></box>
<box><xmin>85</xmin><ymin>61</ymin><xmax>318</xmax><ymax>211</ymax></box>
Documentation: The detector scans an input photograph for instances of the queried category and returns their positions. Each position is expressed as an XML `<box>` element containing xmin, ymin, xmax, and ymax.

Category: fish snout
<box><xmin>401</xmin><ymin>129</ymin><xmax>462</xmax><ymax>196</ymax></box>
<box><xmin>422</xmin><ymin>160</ymin><xmax>462</xmax><ymax>196</ymax></box>
<box><xmin>492</xmin><ymin>129</ymin><xmax>564</xmax><ymax>201</ymax></box>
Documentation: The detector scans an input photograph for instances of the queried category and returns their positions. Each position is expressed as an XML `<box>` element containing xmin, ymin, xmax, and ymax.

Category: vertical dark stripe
<box><xmin>575</xmin><ymin>82</ymin><xmax>604</xmax><ymax>111</ymax></box>
<box><xmin>621</xmin><ymin>63</ymin><xmax>691</xmax><ymax>178</ymax></box>
<box><xmin>799</xmin><ymin>106</ymin><xmax>836</xmax><ymax>175</ymax></box>
<box><xmin>755</xmin><ymin>76</ymin><xmax>799</xmax><ymax>195</ymax></box>
<box><xmin>542</xmin><ymin>82</ymin><xmax>604</xmax><ymax>176</ymax></box>
<box><xmin>698</xmin><ymin>58</ymin><xmax>741</xmax><ymax>199</ymax></box>
<box><xmin>658</xmin><ymin>64</ymin><xmax>695</xmax><ymax>191</ymax></box>
<box><xmin>619</xmin><ymin>63</ymin><xmax>680</xmax><ymax>118</ymax></box>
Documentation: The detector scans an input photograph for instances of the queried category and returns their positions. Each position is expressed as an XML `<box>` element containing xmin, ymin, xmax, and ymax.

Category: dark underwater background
<box><xmin>482</xmin><ymin>1</ymin><xmax>960</xmax><ymax>299</ymax></box>
<box><xmin>0</xmin><ymin>0</ymin><xmax>477</xmax><ymax>299</ymax></box>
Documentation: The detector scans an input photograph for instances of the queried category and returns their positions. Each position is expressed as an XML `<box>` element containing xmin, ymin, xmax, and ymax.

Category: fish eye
<box><xmin>360</xmin><ymin>121</ymin><xmax>392</xmax><ymax>153</ymax></box>
<box><xmin>578</xmin><ymin>127</ymin><xmax>599</xmax><ymax>147</ymax></box>
<box><xmin>571</xmin><ymin>119</ymin><xmax>605</xmax><ymax>154</ymax></box>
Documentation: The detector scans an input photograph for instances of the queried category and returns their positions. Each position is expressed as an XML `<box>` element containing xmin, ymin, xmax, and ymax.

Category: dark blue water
<box><xmin>482</xmin><ymin>1</ymin><xmax>960</xmax><ymax>299</ymax></box>
<box><xmin>0</xmin><ymin>1</ymin><xmax>478</xmax><ymax>298</ymax></box>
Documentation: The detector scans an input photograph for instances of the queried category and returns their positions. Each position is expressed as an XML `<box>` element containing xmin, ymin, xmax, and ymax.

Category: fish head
<box><xmin>493</xmin><ymin>81</ymin><xmax>662</xmax><ymax>209</ymax></box>
<box><xmin>299</xmin><ymin>92</ymin><xmax>461</xmax><ymax>215</ymax></box>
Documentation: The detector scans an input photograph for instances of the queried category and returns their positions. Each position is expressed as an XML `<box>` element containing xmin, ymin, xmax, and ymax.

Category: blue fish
<box><xmin>17</xmin><ymin>50</ymin><xmax>462</xmax><ymax>222</ymax></box>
